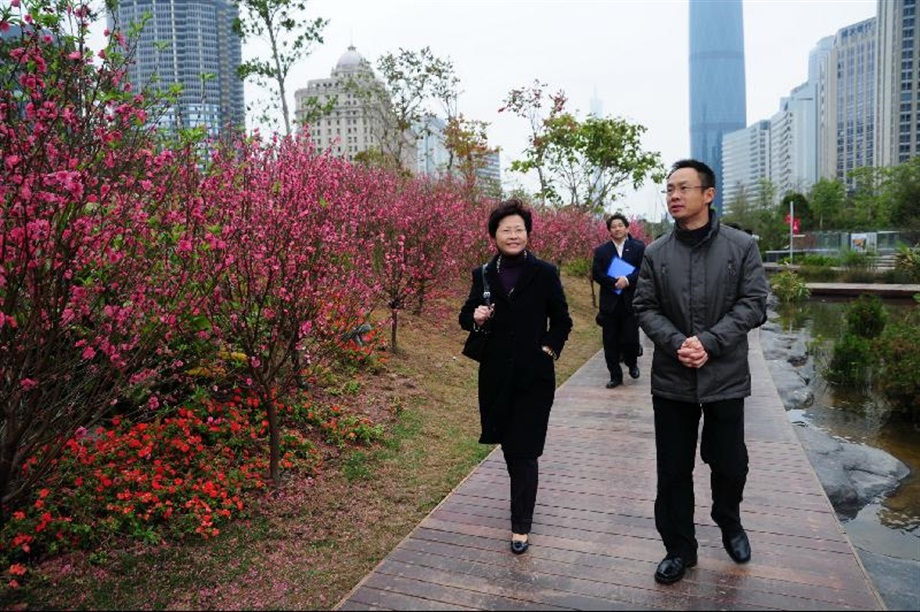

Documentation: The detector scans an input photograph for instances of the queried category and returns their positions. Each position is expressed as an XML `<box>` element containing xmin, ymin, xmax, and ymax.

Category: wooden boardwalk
<box><xmin>336</xmin><ymin>331</ymin><xmax>885</xmax><ymax>610</ymax></box>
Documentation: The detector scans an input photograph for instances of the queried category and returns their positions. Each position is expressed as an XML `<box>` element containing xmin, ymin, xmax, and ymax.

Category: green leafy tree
<box><xmin>500</xmin><ymin>80</ymin><xmax>567</xmax><ymax>204</ymax></box>
<box><xmin>234</xmin><ymin>0</ymin><xmax>328</xmax><ymax>136</ymax></box>
<box><xmin>847</xmin><ymin>166</ymin><xmax>890</xmax><ymax>230</ymax></box>
<box><xmin>538</xmin><ymin>113</ymin><xmax>664</xmax><ymax>211</ymax></box>
<box><xmin>443</xmin><ymin>115</ymin><xmax>497</xmax><ymax>195</ymax></box>
<box><xmin>808</xmin><ymin>177</ymin><xmax>845</xmax><ymax>230</ymax></box>
<box><xmin>879</xmin><ymin>156</ymin><xmax>920</xmax><ymax>231</ymax></box>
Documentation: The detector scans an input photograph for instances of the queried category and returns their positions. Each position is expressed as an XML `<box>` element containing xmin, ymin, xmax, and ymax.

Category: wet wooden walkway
<box><xmin>336</xmin><ymin>331</ymin><xmax>884</xmax><ymax>610</ymax></box>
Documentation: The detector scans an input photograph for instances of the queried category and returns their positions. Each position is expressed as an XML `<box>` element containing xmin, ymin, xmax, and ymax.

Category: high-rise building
<box><xmin>475</xmin><ymin>150</ymin><xmax>502</xmax><ymax>194</ymax></box>
<box><xmin>295</xmin><ymin>46</ymin><xmax>416</xmax><ymax>170</ymax></box>
<box><xmin>107</xmin><ymin>0</ymin><xmax>244</xmax><ymax>138</ymax></box>
<box><xmin>722</xmin><ymin>120</ymin><xmax>771</xmax><ymax>210</ymax></box>
<box><xmin>689</xmin><ymin>0</ymin><xmax>747</xmax><ymax>214</ymax></box>
<box><xmin>415</xmin><ymin>114</ymin><xmax>450</xmax><ymax>177</ymax></box>
<box><xmin>770</xmin><ymin>82</ymin><xmax>818</xmax><ymax>197</ymax></box>
<box><xmin>817</xmin><ymin>18</ymin><xmax>877</xmax><ymax>183</ymax></box>
<box><xmin>875</xmin><ymin>0</ymin><xmax>918</xmax><ymax>167</ymax></box>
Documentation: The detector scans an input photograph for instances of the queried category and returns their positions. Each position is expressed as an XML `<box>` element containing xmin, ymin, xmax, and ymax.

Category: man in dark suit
<box><xmin>591</xmin><ymin>213</ymin><xmax>646</xmax><ymax>389</ymax></box>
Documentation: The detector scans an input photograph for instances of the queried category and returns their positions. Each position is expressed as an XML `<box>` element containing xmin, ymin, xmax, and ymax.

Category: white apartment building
<box><xmin>722</xmin><ymin>120</ymin><xmax>771</xmax><ymax>210</ymax></box>
<box><xmin>294</xmin><ymin>46</ymin><xmax>416</xmax><ymax>169</ymax></box>
<box><xmin>770</xmin><ymin>82</ymin><xmax>818</xmax><ymax>197</ymax></box>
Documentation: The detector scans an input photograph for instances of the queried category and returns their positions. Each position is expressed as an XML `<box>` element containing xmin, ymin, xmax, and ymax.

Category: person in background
<box><xmin>459</xmin><ymin>198</ymin><xmax>573</xmax><ymax>555</ymax></box>
<box><xmin>591</xmin><ymin>213</ymin><xmax>646</xmax><ymax>389</ymax></box>
<box><xmin>633</xmin><ymin>159</ymin><xmax>768</xmax><ymax>585</ymax></box>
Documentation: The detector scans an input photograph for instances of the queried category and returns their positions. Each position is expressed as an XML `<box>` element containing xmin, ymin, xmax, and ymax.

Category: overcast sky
<box><xmin>94</xmin><ymin>0</ymin><xmax>878</xmax><ymax>219</ymax></box>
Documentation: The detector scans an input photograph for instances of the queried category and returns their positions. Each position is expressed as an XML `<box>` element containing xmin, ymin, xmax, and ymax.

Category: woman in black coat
<box><xmin>458</xmin><ymin>199</ymin><xmax>573</xmax><ymax>554</ymax></box>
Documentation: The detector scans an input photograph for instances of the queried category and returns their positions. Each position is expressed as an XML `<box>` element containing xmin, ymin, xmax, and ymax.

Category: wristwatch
<box><xmin>541</xmin><ymin>345</ymin><xmax>557</xmax><ymax>360</ymax></box>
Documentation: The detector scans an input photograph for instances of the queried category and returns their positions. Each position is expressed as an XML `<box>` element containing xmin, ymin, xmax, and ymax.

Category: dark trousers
<box><xmin>653</xmin><ymin>396</ymin><xmax>748</xmax><ymax>559</ymax></box>
<box><xmin>503</xmin><ymin>451</ymin><xmax>538</xmax><ymax>535</ymax></box>
<box><xmin>601</xmin><ymin>302</ymin><xmax>639</xmax><ymax>380</ymax></box>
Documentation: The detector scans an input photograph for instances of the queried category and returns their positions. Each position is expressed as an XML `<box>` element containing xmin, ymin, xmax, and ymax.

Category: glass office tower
<box><xmin>108</xmin><ymin>0</ymin><xmax>245</xmax><ymax>138</ymax></box>
<box><xmin>689</xmin><ymin>0</ymin><xmax>747</xmax><ymax>214</ymax></box>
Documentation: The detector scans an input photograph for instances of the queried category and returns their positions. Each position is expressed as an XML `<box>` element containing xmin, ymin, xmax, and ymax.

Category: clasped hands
<box><xmin>473</xmin><ymin>304</ymin><xmax>494</xmax><ymax>327</ymax></box>
<box><xmin>677</xmin><ymin>335</ymin><xmax>709</xmax><ymax>369</ymax></box>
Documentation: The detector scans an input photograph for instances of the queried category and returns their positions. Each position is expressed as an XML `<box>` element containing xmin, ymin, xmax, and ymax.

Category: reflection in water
<box><xmin>774</xmin><ymin>298</ymin><xmax>920</xmax><ymax>551</ymax></box>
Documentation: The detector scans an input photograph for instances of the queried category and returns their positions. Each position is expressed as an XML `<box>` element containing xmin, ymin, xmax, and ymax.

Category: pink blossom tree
<box><xmin>0</xmin><ymin>1</ymin><xmax>210</xmax><ymax>516</ymax></box>
<box><xmin>198</xmin><ymin>133</ymin><xmax>376</xmax><ymax>485</ymax></box>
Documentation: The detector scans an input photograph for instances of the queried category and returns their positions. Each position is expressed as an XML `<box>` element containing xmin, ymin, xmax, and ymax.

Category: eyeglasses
<box><xmin>661</xmin><ymin>185</ymin><xmax>709</xmax><ymax>196</ymax></box>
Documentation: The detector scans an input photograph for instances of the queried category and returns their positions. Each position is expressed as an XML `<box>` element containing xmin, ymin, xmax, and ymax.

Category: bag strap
<box><xmin>480</xmin><ymin>263</ymin><xmax>491</xmax><ymax>305</ymax></box>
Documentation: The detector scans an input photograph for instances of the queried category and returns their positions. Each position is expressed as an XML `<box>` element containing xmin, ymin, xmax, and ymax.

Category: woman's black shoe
<box><xmin>510</xmin><ymin>537</ymin><xmax>529</xmax><ymax>554</ymax></box>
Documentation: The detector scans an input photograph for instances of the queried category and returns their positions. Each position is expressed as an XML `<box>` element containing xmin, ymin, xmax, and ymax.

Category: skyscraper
<box><xmin>689</xmin><ymin>0</ymin><xmax>747</xmax><ymax>214</ymax></box>
<box><xmin>108</xmin><ymin>0</ymin><xmax>245</xmax><ymax>138</ymax></box>
<box><xmin>875</xmin><ymin>0</ymin><xmax>918</xmax><ymax>167</ymax></box>
<box><xmin>817</xmin><ymin>18</ymin><xmax>877</xmax><ymax>183</ymax></box>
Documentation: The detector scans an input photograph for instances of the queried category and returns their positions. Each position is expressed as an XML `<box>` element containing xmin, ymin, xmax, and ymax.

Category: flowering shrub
<box><xmin>0</xmin><ymin>390</ymin><xmax>330</xmax><ymax>588</ymax></box>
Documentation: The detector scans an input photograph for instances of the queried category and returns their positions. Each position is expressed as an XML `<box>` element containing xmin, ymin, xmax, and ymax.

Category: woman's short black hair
<box><xmin>488</xmin><ymin>198</ymin><xmax>533</xmax><ymax>238</ymax></box>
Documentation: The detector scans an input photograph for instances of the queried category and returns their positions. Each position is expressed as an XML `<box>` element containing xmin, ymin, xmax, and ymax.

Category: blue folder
<box><xmin>606</xmin><ymin>257</ymin><xmax>636</xmax><ymax>294</ymax></box>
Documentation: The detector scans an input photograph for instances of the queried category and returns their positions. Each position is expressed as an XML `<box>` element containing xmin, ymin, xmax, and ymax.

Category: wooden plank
<box><xmin>335</xmin><ymin>330</ymin><xmax>884</xmax><ymax>610</ymax></box>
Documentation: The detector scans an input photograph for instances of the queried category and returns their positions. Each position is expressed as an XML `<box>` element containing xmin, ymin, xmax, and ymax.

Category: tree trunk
<box><xmin>264</xmin><ymin>395</ymin><xmax>281</xmax><ymax>486</ymax></box>
<box><xmin>390</xmin><ymin>308</ymin><xmax>399</xmax><ymax>353</ymax></box>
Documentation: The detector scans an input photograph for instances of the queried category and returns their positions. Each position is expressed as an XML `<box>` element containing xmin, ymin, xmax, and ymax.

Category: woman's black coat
<box><xmin>459</xmin><ymin>252</ymin><xmax>572</xmax><ymax>458</ymax></box>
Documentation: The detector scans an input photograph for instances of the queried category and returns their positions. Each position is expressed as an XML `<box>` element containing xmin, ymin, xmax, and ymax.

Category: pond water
<box><xmin>773</xmin><ymin>297</ymin><xmax>919</xmax><ymax>561</ymax></box>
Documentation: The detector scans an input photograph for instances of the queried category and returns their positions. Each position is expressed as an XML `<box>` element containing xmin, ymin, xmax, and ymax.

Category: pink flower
<box><xmin>68</xmin><ymin>51</ymin><xmax>82</xmax><ymax>61</ymax></box>
<box><xmin>20</xmin><ymin>378</ymin><xmax>38</xmax><ymax>391</ymax></box>
<box><xmin>81</xmin><ymin>346</ymin><xmax>96</xmax><ymax>360</ymax></box>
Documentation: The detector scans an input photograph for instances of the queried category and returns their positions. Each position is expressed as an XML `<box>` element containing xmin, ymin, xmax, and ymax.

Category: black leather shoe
<box><xmin>723</xmin><ymin>530</ymin><xmax>751</xmax><ymax>563</ymax></box>
<box><xmin>605</xmin><ymin>379</ymin><xmax>621</xmax><ymax>389</ymax></box>
<box><xmin>510</xmin><ymin>538</ymin><xmax>529</xmax><ymax>555</ymax></box>
<box><xmin>654</xmin><ymin>555</ymin><xmax>696</xmax><ymax>585</ymax></box>
<box><xmin>628</xmin><ymin>366</ymin><xmax>640</xmax><ymax>379</ymax></box>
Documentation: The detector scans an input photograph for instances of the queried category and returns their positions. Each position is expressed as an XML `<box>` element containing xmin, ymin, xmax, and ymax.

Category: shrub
<box><xmin>873</xmin><ymin>294</ymin><xmax>920</xmax><ymax>421</ymax></box>
<box><xmin>798</xmin><ymin>265</ymin><xmax>840</xmax><ymax>282</ymax></box>
<box><xmin>824</xmin><ymin>332</ymin><xmax>872</xmax><ymax>385</ymax></box>
<box><xmin>770</xmin><ymin>270</ymin><xmax>810</xmax><ymax>303</ymax></box>
<box><xmin>799</xmin><ymin>254</ymin><xmax>839</xmax><ymax>267</ymax></box>
<box><xmin>845</xmin><ymin>294</ymin><xmax>888</xmax><ymax>338</ymax></box>
<box><xmin>894</xmin><ymin>246</ymin><xmax>920</xmax><ymax>282</ymax></box>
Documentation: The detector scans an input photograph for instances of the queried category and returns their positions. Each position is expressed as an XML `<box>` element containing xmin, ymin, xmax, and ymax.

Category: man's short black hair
<box><xmin>606</xmin><ymin>212</ymin><xmax>629</xmax><ymax>231</ymax></box>
<box><xmin>668</xmin><ymin>159</ymin><xmax>716</xmax><ymax>190</ymax></box>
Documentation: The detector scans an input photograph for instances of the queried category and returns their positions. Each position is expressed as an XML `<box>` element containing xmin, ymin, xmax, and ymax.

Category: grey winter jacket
<box><xmin>633</xmin><ymin>214</ymin><xmax>768</xmax><ymax>403</ymax></box>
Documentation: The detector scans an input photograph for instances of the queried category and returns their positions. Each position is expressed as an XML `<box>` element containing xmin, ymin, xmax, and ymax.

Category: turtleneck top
<box><xmin>498</xmin><ymin>251</ymin><xmax>527</xmax><ymax>295</ymax></box>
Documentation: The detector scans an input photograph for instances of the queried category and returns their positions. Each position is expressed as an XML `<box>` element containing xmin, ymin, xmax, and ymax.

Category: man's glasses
<box><xmin>661</xmin><ymin>185</ymin><xmax>709</xmax><ymax>196</ymax></box>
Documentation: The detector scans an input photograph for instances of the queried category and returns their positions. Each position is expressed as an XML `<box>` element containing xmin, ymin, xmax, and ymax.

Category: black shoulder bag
<box><xmin>461</xmin><ymin>264</ymin><xmax>491</xmax><ymax>362</ymax></box>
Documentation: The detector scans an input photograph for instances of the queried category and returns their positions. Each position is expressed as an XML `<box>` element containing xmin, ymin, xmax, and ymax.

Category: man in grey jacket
<box><xmin>633</xmin><ymin>159</ymin><xmax>768</xmax><ymax>585</ymax></box>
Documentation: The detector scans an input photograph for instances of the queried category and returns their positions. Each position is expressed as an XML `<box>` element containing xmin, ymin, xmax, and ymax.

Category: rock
<box><xmin>854</xmin><ymin>548</ymin><xmax>920</xmax><ymax>611</ymax></box>
<box><xmin>760</xmin><ymin>320</ymin><xmax>909</xmax><ymax>516</ymax></box>
<box><xmin>793</xmin><ymin>424</ymin><xmax>910</xmax><ymax>517</ymax></box>
<box><xmin>765</xmin><ymin>359</ymin><xmax>814</xmax><ymax>410</ymax></box>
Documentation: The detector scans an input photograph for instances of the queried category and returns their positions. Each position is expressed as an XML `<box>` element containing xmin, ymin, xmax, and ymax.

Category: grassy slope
<box><xmin>18</xmin><ymin>272</ymin><xmax>601</xmax><ymax>610</ymax></box>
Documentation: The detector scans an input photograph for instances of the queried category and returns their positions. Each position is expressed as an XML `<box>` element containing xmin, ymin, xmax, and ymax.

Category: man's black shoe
<box><xmin>605</xmin><ymin>379</ymin><xmax>621</xmax><ymax>389</ymax></box>
<box><xmin>628</xmin><ymin>366</ymin><xmax>640</xmax><ymax>379</ymax></box>
<box><xmin>654</xmin><ymin>555</ymin><xmax>696</xmax><ymax>585</ymax></box>
<box><xmin>723</xmin><ymin>530</ymin><xmax>751</xmax><ymax>563</ymax></box>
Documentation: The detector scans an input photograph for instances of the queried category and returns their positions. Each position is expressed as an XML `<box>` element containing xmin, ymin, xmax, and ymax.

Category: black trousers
<box><xmin>653</xmin><ymin>396</ymin><xmax>748</xmax><ymax>560</ymax></box>
<box><xmin>601</xmin><ymin>302</ymin><xmax>640</xmax><ymax>380</ymax></box>
<box><xmin>503</xmin><ymin>451</ymin><xmax>538</xmax><ymax>535</ymax></box>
